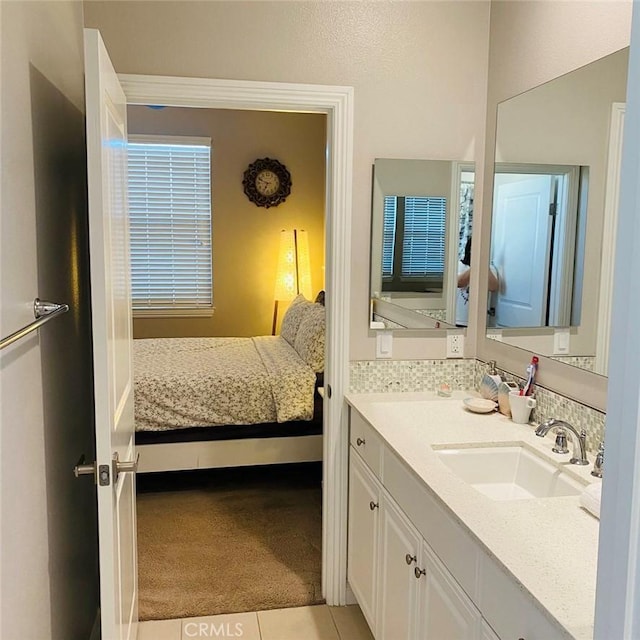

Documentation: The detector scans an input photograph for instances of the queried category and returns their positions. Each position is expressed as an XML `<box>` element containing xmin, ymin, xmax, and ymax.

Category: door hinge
<box><xmin>549</xmin><ymin>202</ymin><xmax>557</xmax><ymax>216</ymax></box>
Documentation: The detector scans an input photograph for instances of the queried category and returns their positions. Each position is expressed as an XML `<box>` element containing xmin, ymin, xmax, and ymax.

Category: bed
<box><xmin>134</xmin><ymin>294</ymin><xmax>325</xmax><ymax>473</ymax></box>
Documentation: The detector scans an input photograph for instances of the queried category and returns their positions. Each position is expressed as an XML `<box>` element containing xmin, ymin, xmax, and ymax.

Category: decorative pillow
<box><xmin>294</xmin><ymin>303</ymin><xmax>325</xmax><ymax>372</ymax></box>
<box><xmin>280</xmin><ymin>295</ymin><xmax>312</xmax><ymax>345</ymax></box>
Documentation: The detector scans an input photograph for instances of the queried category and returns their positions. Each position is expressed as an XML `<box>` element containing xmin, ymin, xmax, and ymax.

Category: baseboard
<box><xmin>137</xmin><ymin>434</ymin><xmax>323</xmax><ymax>473</ymax></box>
<box><xmin>345</xmin><ymin>583</ymin><xmax>358</xmax><ymax>606</ymax></box>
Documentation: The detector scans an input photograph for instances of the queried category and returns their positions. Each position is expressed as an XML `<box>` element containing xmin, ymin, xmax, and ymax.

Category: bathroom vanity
<box><xmin>345</xmin><ymin>392</ymin><xmax>600</xmax><ymax>640</ymax></box>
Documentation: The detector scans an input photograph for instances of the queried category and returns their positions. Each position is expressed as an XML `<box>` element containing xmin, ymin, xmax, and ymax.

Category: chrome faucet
<box><xmin>535</xmin><ymin>419</ymin><xmax>589</xmax><ymax>466</ymax></box>
<box><xmin>591</xmin><ymin>441</ymin><xmax>604</xmax><ymax>478</ymax></box>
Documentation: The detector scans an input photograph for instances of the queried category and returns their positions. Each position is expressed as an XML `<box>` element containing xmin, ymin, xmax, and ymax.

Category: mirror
<box><xmin>487</xmin><ymin>48</ymin><xmax>629</xmax><ymax>377</ymax></box>
<box><xmin>370</xmin><ymin>159</ymin><xmax>474</xmax><ymax>330</ymax></box>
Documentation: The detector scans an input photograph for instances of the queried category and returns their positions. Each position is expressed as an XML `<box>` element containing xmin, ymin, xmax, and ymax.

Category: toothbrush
<box><xmin>522</xmin><ymin>356</ymin><xmax>539</xmax><ymax>396</ymax></box>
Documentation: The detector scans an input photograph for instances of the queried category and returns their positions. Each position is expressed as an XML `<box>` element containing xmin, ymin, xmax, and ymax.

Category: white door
<box><xmin>492</xmin><ymin>174</ymin><xmax>554</xmax><ymax>327</ymax></box>
<box><xmin>84</xmin><ymin>28</ymin><xmax>138</xmax><ymax>640</ymax></box>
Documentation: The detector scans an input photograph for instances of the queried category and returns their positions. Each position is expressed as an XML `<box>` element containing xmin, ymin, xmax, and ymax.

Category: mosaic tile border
<box><xmin>349</xmin><ymin>359</ymin><xmax>476</xmax><ymax>394</ymax></box>
<box><xmin>348</xmin><ymin>358</ymin><xmax>605</xmax><ymax>454</ymax></box>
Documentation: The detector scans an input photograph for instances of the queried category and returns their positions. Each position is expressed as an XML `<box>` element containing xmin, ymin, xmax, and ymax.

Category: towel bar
<box><xmin>0</xmin><ymin>299</ymin><xmax>69</xmax><ymax>351</ymax></box>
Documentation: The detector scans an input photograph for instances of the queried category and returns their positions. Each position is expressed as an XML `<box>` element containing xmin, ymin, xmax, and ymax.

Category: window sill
<box><xmin>133</xmin><ymin>308</ymin><xmax>215</xmax><ymax>319</ymax></box>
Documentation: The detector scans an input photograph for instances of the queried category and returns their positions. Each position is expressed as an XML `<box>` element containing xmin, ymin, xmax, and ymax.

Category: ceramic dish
<box><xmin>463</xmin><ymin>397</ymin><xmax>498</xmax><ymax>414</ymax></box>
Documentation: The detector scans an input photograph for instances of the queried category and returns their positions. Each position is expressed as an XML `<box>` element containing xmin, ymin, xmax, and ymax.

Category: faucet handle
<box><xmin>591</xmin><ymin>441</ymin><xmax>604</xmax><ymax>478</ymax></box>
<box><xmin>552</xmin><ymin>428</ymin><xmax>569</xmax><ymax>455</ymax></box>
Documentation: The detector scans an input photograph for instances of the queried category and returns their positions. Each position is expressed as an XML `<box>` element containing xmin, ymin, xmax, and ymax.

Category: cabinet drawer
<box><xmin>350</xmin><ymin>408</ymin><xmax>383</xmax><ymax>477</ymax></box>
<box><xmin>383</xmin><ymin>447</ymin><xmax>479</xmax><ymax>603</ymax></box>
<box><xmin>478</xmin><ymin>555</ymin><xmax>568</xmax><ymax>640</ymax></box>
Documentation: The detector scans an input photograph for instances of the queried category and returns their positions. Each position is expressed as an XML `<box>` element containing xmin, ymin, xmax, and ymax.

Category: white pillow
<box><xmin>280</xmin><ymin>295</ymin><xmax>312</xmax><ymax>345</ymax></box>
<box><xmin>293</xmin><ymin>303</ymin><xmax>325</xmax><ymax>372</ymax></box>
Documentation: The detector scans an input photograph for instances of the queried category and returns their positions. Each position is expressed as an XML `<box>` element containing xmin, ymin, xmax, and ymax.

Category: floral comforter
<box><xmin>133</xmin><ymin>336</ymin><xmax>317</xmax><ymax>431</ymax></box>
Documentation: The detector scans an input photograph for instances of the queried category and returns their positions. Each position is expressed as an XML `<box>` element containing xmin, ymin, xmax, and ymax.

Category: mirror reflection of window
<box><xmin>370</xmin><ymin>159</ymin><xmax>475</xmax><ymax>330</ymax></box>
<box><xmin>382</xmin><ymin>195</ymin><xmax>446</xmax><ymax>292</ymax></box>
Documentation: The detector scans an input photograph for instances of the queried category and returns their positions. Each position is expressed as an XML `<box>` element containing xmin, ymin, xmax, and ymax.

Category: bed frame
<box><xmin>136</xmin><ymin>389</ymin><xmax>323</xmax><ymax>473</ymax></box>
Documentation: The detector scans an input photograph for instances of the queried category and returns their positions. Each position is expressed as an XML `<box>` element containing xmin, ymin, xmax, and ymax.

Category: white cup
<box><xmin>508</xmin><ymin>391</ymin><xmax>536</xmax><ymax>424</ymax></box>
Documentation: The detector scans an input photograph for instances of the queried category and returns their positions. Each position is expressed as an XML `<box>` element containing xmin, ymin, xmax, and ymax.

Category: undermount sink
<box><xmin>434</xmin><ymin>443</ymin><xmax>588</xmax><ymax>501</ymax></box>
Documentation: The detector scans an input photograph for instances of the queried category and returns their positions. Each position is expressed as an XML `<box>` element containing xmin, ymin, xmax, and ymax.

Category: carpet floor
<box><xmin>136</xmin><ymin>463</ymin><xmax>323</xmax><ymax>621</ymax></box>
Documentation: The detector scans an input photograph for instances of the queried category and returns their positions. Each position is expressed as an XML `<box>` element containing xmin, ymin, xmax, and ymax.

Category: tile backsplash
<box><xmin>348</xmin><ymin>358</ymin><xmax>605</xmax><ymax>454</ymax></box>
<box><xmin>350</xmin><ymin>359</ymin><xmax>476</xmax><ymax>394</ymax></box>
<box><xmin>473</xmin><ymin>360</ymin><xmax>605</xmax><ymax>454</ymax></box>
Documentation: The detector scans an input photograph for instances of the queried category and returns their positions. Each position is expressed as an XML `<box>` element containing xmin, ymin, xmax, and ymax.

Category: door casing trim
<box><xmin>119</xmin><ymin>73</ymin><xmax>354</xmax><ymax>605</ymax></box>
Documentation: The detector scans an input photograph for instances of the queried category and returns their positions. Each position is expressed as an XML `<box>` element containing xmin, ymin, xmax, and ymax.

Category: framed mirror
<box><xmin>486</xmin><ymin>48</ymin><xmax>629</xmax><ymax>379</ymax></box>
<box><xmin>369</xmin><ymin>158</ymin><xmax>475</xmax><ymax>330</ymax></box>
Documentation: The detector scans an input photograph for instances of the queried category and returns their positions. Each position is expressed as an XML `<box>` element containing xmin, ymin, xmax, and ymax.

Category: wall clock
<box><xmin>242</xmin><ymin>158</ymin><xmax>292</xmax><ymax>208</ymax></box>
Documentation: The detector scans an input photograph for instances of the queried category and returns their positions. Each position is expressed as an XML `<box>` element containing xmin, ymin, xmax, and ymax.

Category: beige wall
<box><xmin>1</xmin><ymin>1</ymin><xmax>99</xmax><ymax>639</ymax></box>
<box><xmin>128</xmin><ymin>106</ymin><xmax>326</xmax><ymax>338</ymax></box>
<box><xmin>83</xmin><ymin>0</ymin><xmax>492</xmax><ymax>359</ymax></box>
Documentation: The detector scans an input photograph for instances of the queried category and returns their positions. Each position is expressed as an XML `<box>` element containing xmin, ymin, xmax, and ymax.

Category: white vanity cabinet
<box><xmin>347</xmin><ymin>406</ymin><xmax>567</xmax><ymax>640</ymax></box>
<box><xmin>348</xmin><ymin>409</ymin><xmax>483</xmax><ymax>640</ymax></box>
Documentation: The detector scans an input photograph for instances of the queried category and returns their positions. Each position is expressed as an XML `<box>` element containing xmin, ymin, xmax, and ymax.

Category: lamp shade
<box><xmin>274</xmin><ymin>229</ymin><xmax>312</xmax><ymax>301</ymax></box>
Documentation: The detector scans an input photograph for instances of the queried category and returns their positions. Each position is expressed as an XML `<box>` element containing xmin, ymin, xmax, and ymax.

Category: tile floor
<box><xmin>138</xmin><ymin>604</ymin><xmax>374</xmax><ymax>640</ymax></box>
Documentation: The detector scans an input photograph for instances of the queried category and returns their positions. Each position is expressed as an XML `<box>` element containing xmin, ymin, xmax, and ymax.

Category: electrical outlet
<box><xmin>446</xmin><ymin>332</ymin><xmax>464</xmax><ymax>358</ymax></box>
<box><xmin>486</xmin><ymin>330</ymin><xmax>503</xmax><ymax>342</ymax></box>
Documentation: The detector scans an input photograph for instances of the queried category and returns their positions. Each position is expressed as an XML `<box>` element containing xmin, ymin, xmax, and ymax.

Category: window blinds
<box><xmin>381</xmin><ymin>196</ymin><xmax>447</xmax><ymax>278</ymax></box>
<box><xmin>401</xmin><ymin>196</ymin><xmax>446</xmax><ymax>277</ymax></box>
<box><xmin>382</xmin><ymin>196</ymin><xmax>397</xmax><ymax>277</ymax></box>
<box><xmin>127</xmin><ymin>136</ymin><xmax>212</xmax><ymax>313</ymax></box>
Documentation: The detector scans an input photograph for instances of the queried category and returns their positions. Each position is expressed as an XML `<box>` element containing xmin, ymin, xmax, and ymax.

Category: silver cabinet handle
<box><xmin>369</xmin><ymin>501</ymin><xmax>379</xmax><ymax>511</ymax></box>
<box><xmin>356</xmin><ymin>437</ymin><xmax>366</xmax><ymax>446</ymax></box>
<box><xmin>414</xmin><ymin>567</ymin><xmax>426</xmax><ymax>579</ymax></box>
<box><xmin>405</xmin><ymin>553</ymin><xmax>417</xmax><ymax>565</ymax></box>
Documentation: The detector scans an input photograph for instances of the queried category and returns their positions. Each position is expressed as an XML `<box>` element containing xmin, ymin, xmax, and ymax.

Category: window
<box><xmin>127</xmin><ymin>135</ymin><xmax>213</xmax><ymax>316</ymax></box>
<box><xmin>382</xmin><ymin>195</ymin><xmax>447</xmax><ymax>287</ymax></box>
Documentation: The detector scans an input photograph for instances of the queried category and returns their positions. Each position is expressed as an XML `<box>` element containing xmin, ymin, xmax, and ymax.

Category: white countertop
<box><xmin>345</xmin><ymin>391</ymin><xmax>601</xmax><ymax>640</ymax></box>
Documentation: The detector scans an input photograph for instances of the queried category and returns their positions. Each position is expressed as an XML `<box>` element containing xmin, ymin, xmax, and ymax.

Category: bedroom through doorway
<box><xmin>127</xmin><ymin>102</ymin><xmax>329</xmax><ymax>621</ymax></box>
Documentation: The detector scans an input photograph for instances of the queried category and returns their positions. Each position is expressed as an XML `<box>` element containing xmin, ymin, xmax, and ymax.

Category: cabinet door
<box><xmin>348</xmin><ymin>450</ymin><xmax>380</xmax><ymax>633</ymax></box>
<box><xmin>376</xmin><ymin>493</ymin><xmax>421</xmax><ymax>640</ymax></box>
<box><xmin>418</xmin><ymin>540</ymin><xmax>481</xmax><ymax>640</ymax></box>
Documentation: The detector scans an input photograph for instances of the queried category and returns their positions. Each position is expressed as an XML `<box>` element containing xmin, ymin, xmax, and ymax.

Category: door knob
<box><xmin>113</xmin><ymin>452</ymin><xmax>139</xmax><ymax>482</ymax></box>
<box><xmin>74</xmin><ymin>454</ymin><xmax>96</xmax><ymax>479</ymax></box>
<box><xmin>73</xmin><ymin>454</ymin><xmax>110</xmax><ymax>486</ymax></box>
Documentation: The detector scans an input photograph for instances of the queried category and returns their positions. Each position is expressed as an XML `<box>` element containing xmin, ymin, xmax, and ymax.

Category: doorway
<box><xmin>128</xmin><ymin>104</ymin><xmax>328</xmax><ymax>619</ymax></box>
<box><xmin>491</xmin><ymin>164</ymin><xmax>583</xmax><ymax>328</ymax></box>
<box><xmin>119</xmin><ymin>74</ymin><xmax>354</xmax><ymax>611</ymax></box>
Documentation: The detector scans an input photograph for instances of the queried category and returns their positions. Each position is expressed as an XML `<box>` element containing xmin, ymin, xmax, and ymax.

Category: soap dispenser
<box><xmin>479</xmin><ymin>361</ymin><xmax>502</xmax><ymax>402</ymax></box>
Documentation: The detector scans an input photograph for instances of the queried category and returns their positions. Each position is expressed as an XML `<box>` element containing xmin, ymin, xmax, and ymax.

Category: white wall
<box><xmin>1</xmin><ymin>2</ymin><xmax>99</xmax><ymax>638</ymax></box>
<box><xmin>83</xmin><ymin>0</ymin><xmax>492</xmax><ymax>360</ymax></box>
